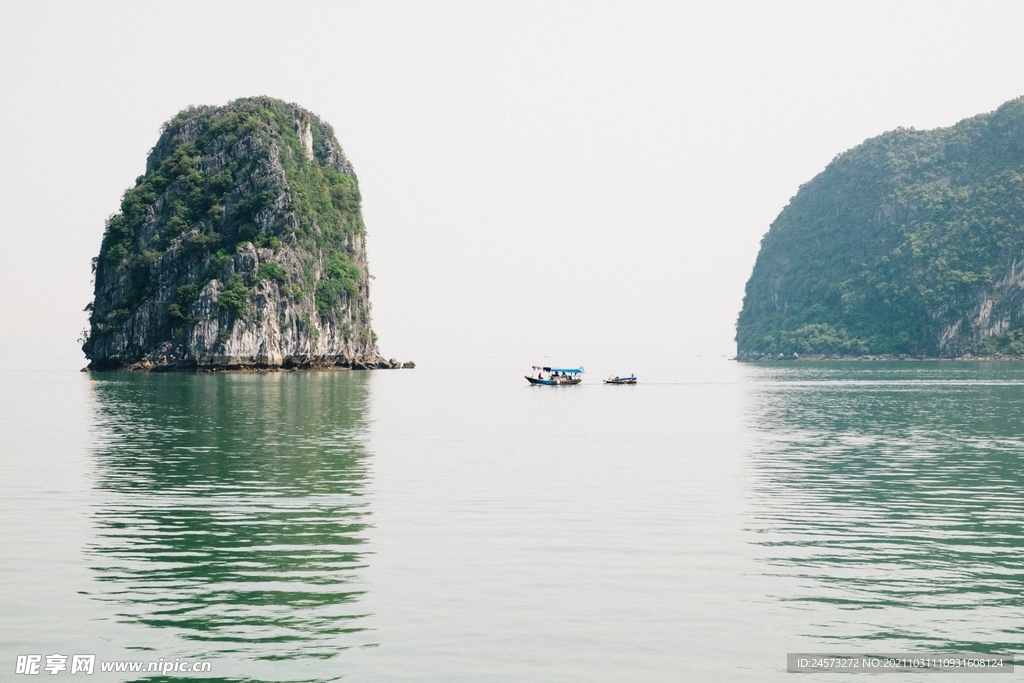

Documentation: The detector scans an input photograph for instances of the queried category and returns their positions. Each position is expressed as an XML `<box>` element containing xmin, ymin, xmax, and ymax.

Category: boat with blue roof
<box><xmin>526</xmin><ymin>366</ymin><xmax>583</xmax><ymax>385</ymax></box>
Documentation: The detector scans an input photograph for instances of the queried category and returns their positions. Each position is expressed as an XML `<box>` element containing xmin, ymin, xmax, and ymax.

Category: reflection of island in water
<box><xmin>744</xmin><ymin>363</ymin><xmax>1024</xmax><ymax>653</ymax></box>
<box><xmin>87</xmin><ymin>372</ymin><xmax>373</xmax><ymax>663</ymax></box>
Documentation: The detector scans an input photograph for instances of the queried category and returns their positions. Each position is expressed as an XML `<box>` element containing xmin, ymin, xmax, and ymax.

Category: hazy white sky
<box><xmin>2</xmin><ymin>1</ymin><xmax>1024</xmax><ymax>368</ymax></box>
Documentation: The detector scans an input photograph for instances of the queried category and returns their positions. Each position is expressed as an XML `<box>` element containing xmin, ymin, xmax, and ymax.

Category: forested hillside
<box><xmin>737</xmin><ymin>97</ymin><xmax>1024</xmax><ymax>358</ymax></box>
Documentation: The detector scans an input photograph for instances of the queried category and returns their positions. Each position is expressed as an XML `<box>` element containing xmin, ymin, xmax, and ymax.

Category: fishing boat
<box><xmin>603</xmin><ymin>374</ymin><xmax>637</xmax><ymax>385</ymax></box>
<box><xmin>526</xmin><ymin>366</ymin><xmax>583</xmax><ymax>385</ymax></box>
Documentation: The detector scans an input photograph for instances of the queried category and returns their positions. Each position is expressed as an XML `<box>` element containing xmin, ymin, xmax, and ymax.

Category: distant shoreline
<box><xmin>82</xmin><ymin>358</ymin><xmax>415</xmax><ymax>373</ymax></box>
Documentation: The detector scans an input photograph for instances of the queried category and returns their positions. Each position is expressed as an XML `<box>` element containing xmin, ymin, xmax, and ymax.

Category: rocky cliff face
<box><xmin>737</xmin><ymin>96</ymin><xmax>1024</xmax><ymax>358</ymax></box>
<box><xmin>84</xmin><ymin>97</ymin><xmax>408</xmax><ymax>371</ymax></box>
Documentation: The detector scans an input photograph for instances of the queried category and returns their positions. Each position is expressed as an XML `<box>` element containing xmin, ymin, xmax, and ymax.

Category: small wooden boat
<box><xmin>603</xmin><ymin>375</ymin><xmax>637</xmax><ymax>385</ymax></box>
<box><xmin>526</xmin><ymin>366</ymin><xmax>583</xmax><ymax>385</ymax></box>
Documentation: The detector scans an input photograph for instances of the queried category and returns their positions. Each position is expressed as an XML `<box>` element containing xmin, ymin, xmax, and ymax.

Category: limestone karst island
<box><xmin>83</xmin><ymin>97</ymin><xmax>410</xmax><ymax>372</ymax></box>
<box><xmin>737</xmin><ymin>96</ymin><xmax>1024</xmax><ymax>360</ymax></box>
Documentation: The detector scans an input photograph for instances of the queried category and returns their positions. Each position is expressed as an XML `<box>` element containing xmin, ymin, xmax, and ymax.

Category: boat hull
<box><xmin>603</xmin><ymin>377</ymin><xmax>637</xmax><ymax>385</ymax></box>
<box><xmin>525</xmin><ymin>376</ymin><xmax>582</xmax><ymax>386</ymax></box>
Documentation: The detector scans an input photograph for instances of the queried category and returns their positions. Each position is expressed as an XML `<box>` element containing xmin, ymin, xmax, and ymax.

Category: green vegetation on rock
<box><xmin>737</xmin><ymin>96</ymin><xmax>1024</xmax><ymax>358</ymax></box>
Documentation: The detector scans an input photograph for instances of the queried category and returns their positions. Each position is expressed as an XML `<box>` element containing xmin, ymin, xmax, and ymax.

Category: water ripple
<box><xmin>744</xmin><ymin>362</ymin><xmax>1024</xmax><ymax>654</ymax></box>
<box><xmin>85</xmin><ymin>373</ymin><xmax>373</xmax><ymax>671</ymax></box>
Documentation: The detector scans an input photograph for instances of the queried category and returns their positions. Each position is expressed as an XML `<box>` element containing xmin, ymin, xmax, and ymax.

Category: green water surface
<box><xmin>3</xmin><ymin>359</ymin><xmax>1024</xmax><ymax>681</ymax></box>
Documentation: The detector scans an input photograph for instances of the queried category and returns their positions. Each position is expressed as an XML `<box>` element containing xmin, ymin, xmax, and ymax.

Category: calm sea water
<box><xmin>3</xmin><ymin>358</ymin><xmax>1024</xmax><ymax>681</ymax></box>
